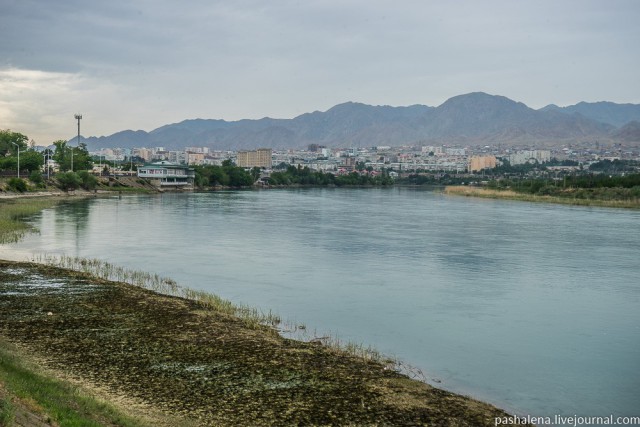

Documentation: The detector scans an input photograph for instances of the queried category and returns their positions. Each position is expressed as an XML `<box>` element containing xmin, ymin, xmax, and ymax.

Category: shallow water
<box><xmin>8</xmin><ymin>188</ymin><xmax>640</xmax><ymax>422</ymax></box>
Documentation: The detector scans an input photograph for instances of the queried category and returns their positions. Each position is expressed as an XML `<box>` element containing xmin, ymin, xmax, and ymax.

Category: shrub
<box><xmin>56</xmin><ymin>171</ymin><xmax>82</xmax><ymax>191</ymax></box>
<box><xmin>7</xmin><ymin>177</ymin><xmax>27</xmax><ymax>193</ymax></box>
<box><xmin>77</xmin><ymin>170</ymin><xmax>98</xmax><ymax>190</ymax></box>
<box><xmin>29</xmin><ymin>170</ymin><xmax>44</xmax><ymax>186</ymax></box>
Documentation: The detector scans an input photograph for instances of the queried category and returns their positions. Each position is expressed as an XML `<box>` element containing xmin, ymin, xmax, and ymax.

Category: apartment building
<box><xmin>236</xmin><ymin>148</ymin><xmax>272</xmax><ymax>168</ymax></box>
<box><xmin>509</xmin><ymin>150</ymin><xmax>551</xmax><ymax>165</ymax></box>
<box><xmin>468</xmin><ymin>155</ymin><xmax>497</xmax><ymax>172</ymax></box>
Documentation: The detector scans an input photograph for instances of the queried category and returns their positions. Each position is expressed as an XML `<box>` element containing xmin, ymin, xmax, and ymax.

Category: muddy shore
<box><xmin>0</xmin><ymin>260</ymin><xmax>528</xmax><ymax>426</ymax></box>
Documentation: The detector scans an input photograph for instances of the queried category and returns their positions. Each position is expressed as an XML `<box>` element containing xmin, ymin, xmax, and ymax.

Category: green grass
<box><xmin>0</xmin><ymin>339</ymin><xmax>146</xmax><ymax>427</ymax></box>
<box><xmin>0</xmin><ymin>396</ymin><xmax>15</xmax><ymax>427</ymax></box>
<box><xmin>0</xmin><ymin>198</ymin><xmax>60</xmax><ymax>244</ymax></box>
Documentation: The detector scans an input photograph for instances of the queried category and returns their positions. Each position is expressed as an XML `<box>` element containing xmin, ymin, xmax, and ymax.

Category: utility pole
<box><xmin>10</xmin><ymin>142</ymin><xmax>20</xmax><ymax>178</ymax></box>
<box><xmin>73</xmin><ymin>114</ymin><xmax>82</xmax><ymax>172</ymax></box>
<box><xmin>42</xmin><ymin>151</ymin><xmax>50</xmax><ymax>179</ymax></box>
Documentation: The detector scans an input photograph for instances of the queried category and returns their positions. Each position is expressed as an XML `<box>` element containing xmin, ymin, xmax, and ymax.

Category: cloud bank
<box><xmin>1</xmin><ymin>0</ymin><xmax>638</xmax><ymax>144</ymax></box>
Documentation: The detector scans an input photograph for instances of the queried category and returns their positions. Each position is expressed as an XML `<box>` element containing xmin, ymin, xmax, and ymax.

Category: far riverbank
<box><xmin>443</xmin><ymin>185</ymin><xmax>640</xmax><ymax>209</ymax></box>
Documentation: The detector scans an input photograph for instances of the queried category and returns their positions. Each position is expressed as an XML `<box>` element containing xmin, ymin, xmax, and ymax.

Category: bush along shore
<box><xmin>0</xmin><ymin>259</ymin><xmax>530</xmax><ymax>426</ymax></box>
<box><xmin>444</xmin><ymin>182</ymin><xmax>640</xmax><ymax>209</ymax></box>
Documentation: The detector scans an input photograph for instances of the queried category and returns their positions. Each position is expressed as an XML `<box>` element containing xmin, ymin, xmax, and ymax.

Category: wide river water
<box><xmin>7</xmin><ymin>188</ymin><xmax>640</xmax><ymax>422</ymax></box>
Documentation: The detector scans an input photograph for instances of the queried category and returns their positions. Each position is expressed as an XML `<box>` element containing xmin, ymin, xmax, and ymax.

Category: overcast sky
<box><xmin>1</xmin><ymin>0</ymin><xmax>639</xmax><ymax>145</ymax></box>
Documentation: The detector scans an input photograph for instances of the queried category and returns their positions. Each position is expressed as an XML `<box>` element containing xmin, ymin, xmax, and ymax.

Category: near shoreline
<box><xmin>0</xmin><ymin>260</ymin><xmax>529</xmax><ymax>426</ymax></box>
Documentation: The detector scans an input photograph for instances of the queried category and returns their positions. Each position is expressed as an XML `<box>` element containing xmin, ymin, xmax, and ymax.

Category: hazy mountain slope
<box><xmin>540</xmin><ymin>101</ymin><xmax>640</xmax><ymax>128</ymax></box>
<box><xmin>613</xmin><ymin>121</ymin><xmax>640</xmax><ymax>142</ymax></box>
<box><xmin>80</xmin><ymin>93</ymin><xmax>636</xmax><ymax>151</ymax></box>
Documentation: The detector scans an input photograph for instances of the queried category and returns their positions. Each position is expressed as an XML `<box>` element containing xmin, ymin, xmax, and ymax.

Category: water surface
<box><xmin>9</xmin><ymin>188</ymin><xmax>640</xmax><ymax>422</ymax></box>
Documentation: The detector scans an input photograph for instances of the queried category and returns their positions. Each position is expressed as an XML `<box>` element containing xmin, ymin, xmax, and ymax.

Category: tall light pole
<box><xmin>73</xmin><ymin>114</ymin><xmax>82</xmax><ymax>172</ymax></box>
<box><xmin>42</xmin><ymin>151</ymin><xmax>50</xmax><ymax>179</ymax></box>
<box><xmin>10</xmin><ymin>142</ymin><xmax>20</xmax><ymax>178</ymax></box>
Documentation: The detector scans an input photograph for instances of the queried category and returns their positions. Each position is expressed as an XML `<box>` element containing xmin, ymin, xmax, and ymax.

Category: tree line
<box><xmin>193</xmin><ymin>162</ymin><xmax>394</xmax><ymax>188</ymax></box>
<box><xmin>1</xmin><ymin>129</ymin><xmax>97</xmax><ymax>192</ymax></box>
<box><xmin>268</xmin><ymin>165</ymin><xmax>393</xmax><ymax>186</ymax></box>
<box><xmin>1</xmin><ymin>130</ymin><xmax>94</xmax><ymax>175</ymax></box>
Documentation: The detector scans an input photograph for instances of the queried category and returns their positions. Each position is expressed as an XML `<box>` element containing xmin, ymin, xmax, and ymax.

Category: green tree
<box><xmin>19</xmin><ymin>150</ymin><xmax>44</xmax><ymax>173</ymax></box>
<box><xmin>71</xmin><ymin>143</ymin><xmax>93</xmax><ymax>171</ymax></box>
<box><xmin>250</xmin><ymin>167</ymin><xmax>261</xmax><ymax>182</ymax></box>
<box><xmin>0</xmin><ymin>130</ymin><xmax>28</xmax><ymax>157</ymax></box>
<box><xmin>53</xmin><ymin>140</ymin><xmax>93</xmax><ymax>172</ymax></box>
<box><xmin>52</xmin><ymin>140</ymin><xmax>69</xmax><ymax>171</ymax></box>
<box><xmin>226</xmin><ymin>166</ymin><xmax>254</xmax><ymax>186</ymax></box>
<box><xmin>210</xmin><ymin>167</ymin><xmax>230</xmax><ymax>186</ymax></box>
<box><xmin>0</xmin><ymin>156</ymin><xmax>17</xmax><ymax>171</ymax></box>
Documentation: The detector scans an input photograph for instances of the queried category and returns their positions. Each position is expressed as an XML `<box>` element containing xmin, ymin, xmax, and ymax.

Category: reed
<box><xmin>0</xmin><ymin>199</ymin><xmax>60</xmax><ymax>244</ymax></box>
<box><xmin>32</xmin><ymin>254</ymin><xmax>282</xmax><ymax>327</ymax></box>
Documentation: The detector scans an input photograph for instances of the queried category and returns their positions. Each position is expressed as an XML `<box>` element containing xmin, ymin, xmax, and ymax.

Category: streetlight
<box><xmin>10</xmin><ymin>141</ymin><xmax>20</xmax><ymax>178</ymax></box>
<box><xmin>42</xmin><ymin>151</ymin><xmax>50</xmax><ymax>179</ymax></box>
<box><xmin>73</xmin><ymin>114</ymin><xmax>82</xmax><ymax>172</ymax></box>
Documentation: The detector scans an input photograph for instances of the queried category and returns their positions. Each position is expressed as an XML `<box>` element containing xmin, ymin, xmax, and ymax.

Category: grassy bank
<box><xmin>444</xmin><ymin>185</ymin><xmax>640</xmax><ymax>209</ymax></box>
<box><xmin>0</xmin><ymin>338</ymin><xmax>154</xmax><ymax>427</ymax></box>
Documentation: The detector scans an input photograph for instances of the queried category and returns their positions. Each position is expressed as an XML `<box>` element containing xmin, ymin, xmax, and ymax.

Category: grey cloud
<box><xmin>0</xmin><ymin>0</ymin><xmax>638</xmax><ymax>143</ymax></box>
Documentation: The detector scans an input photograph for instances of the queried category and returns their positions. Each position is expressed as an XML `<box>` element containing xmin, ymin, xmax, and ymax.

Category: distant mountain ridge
<box><xmin>541</xmin><ymin>101</ymin><xmax>640</xmax><ymax>128</ymax></box>
<box><xmin>79</xmin><ymin>93</ymin><xmax>640</xmax><ymax>151</ymax></box>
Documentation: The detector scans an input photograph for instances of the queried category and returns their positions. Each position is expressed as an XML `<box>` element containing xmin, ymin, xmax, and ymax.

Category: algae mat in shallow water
<box><xmin>0</xmin><ymin>261</ymin><xmax>525</xmax><ymax>426</ymax></box>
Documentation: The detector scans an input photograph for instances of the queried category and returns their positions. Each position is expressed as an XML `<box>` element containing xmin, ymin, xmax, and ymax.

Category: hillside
<box><xmin>78</xmin><ymin>93</ymin><xmax>639</xmax><ymax>151</ymax></box>
<box><xmin>541</xmin><ymin>101</ymin><xmax>640</xmax><ymax>128</ymax></box>
<box><xmin>613</xmin><ymin>121</ymin><xmax>640</xmax><ymax>142</ymax></box>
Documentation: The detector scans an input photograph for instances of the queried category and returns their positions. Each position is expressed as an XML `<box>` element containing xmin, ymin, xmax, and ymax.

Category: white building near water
<box><xmin>137</xmin><ymin>161</ymin><xmax>195</xmax><ymax>188</ymax></box>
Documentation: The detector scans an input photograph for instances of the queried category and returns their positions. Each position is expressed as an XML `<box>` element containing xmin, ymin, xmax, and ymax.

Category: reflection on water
<box><xmin>10</xmin><ymin>188</ymin><xmax>640</xmax><ymax>422</ymax></box>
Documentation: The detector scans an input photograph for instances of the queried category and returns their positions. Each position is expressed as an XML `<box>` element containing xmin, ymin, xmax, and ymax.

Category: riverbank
<box><xmin>0</xmin><ymin>260</ymin><xmax>526</xmax><ymax>426</ymax></box>
<box><xmin>0</xmin><ymin>175</ymin><xmax>161</xmax><ymax>197</ymax></box>
<box><xmin>443</xmin><ymin>185</ymin><xmax>640</xmax><ymax>209</ymax></box>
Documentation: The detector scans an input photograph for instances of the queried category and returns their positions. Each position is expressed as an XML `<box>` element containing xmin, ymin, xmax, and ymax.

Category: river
<box><xmin>7</xmin><ymin>188</ymin><xmax>640</xmax><ymax>422</ymax></box>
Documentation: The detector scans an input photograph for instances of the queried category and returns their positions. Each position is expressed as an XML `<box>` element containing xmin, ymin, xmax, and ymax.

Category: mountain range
<box><xmin>79</xmin><ymin>92</ymin><xmax>640</xmax><ymax>151</ymax></box>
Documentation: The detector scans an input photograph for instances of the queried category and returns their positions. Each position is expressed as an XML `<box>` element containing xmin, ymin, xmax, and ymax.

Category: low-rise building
<box><xmin>137</xmin><ymin>161</ymin><xmax>195</xmax><ymax>188</ymax></box>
